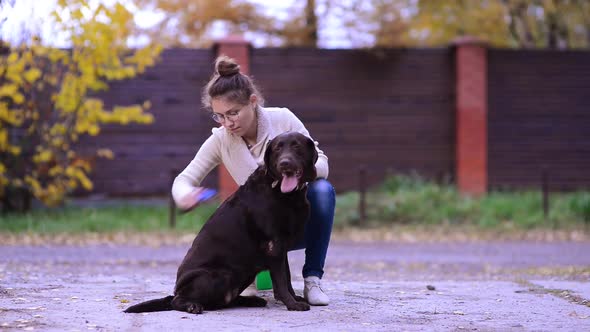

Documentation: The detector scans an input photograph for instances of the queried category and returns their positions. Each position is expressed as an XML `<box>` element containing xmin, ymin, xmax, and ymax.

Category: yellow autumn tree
<box><xmin>0</xmin><ymin>0</ymin><xmax>162</xmax><ymax>211</ymax></box>
<box><xmin>406</xmin><ymin>0</ymin><xmax>590</xmax><ymax>48</ymax></box>
<box><xmin>329</xmin><ymin>0</ymin><xmax>589</xmax><ymax>49</ymax></box>
<box><xmin>134</xmin><ymin>0</ymin><xmax>270</xmax><ymax>47</ymax></box>
<box><xmin>133</xmin><ymin>0</ymin><xmax>327</xmax><ymax>47</ymax></box>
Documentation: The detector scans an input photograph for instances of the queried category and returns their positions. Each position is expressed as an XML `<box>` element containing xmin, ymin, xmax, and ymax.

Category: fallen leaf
<box><xmin>120</xmin><ymin>299</ymin><xmax>129</xmax><ymax>303</ymax></box>
<box><xmin>569</xmin><ymin>311</ymin><xmax>590</xmax><ymax>319</ymax></box>
<box><xmin>426</xmin><ymin>285</ymin><xmax>436</xmax><ymax>291</ymax></box>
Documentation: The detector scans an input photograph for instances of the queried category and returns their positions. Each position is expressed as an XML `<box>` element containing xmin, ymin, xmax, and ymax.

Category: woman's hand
<box><xmin>177</xmin><ymin>187</ymin><xmax>206</xmax><ymax>211</ymax></box>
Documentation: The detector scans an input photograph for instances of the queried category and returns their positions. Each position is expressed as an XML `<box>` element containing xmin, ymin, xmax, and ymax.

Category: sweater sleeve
<box><xmin>283</xmin><ymin>109</ymin><xmax>329</xmax><ymax>179</ymax></box>
<box><xmin>171</xmin><ymin>133</ymin><xmax>222</xmax><ymax>205</ymax></box>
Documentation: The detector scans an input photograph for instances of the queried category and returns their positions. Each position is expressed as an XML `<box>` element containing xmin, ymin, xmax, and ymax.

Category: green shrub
<box><xmin>334</xmin><ymin>174</ymin><xmax>590</xmax><ymax>229</ymax></box>
<box><xmin>569</xmin><ymin>193</ymin><xmax>590</xmax><ymax>223</ymax></box>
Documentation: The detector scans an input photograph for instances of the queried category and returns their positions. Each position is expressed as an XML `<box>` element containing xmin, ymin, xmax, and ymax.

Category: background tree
<box><xmin>268</xmin><ymin>0</ymin><xmax>320</xmax><ymax>47</ymax></box>
<box><xmin>0</xmin><ymin>0</ymin><xmax>162</xmax><ymax>212</ymax></box>
<box><xmin>133</xmin><ymin>0</ymin><xmax>327</xmax><ymax>47</ymax></box>
<box><xmin>334</xmin><ymin>0</ymin><xmax>410</xmax><ymax>48</ymax></box>
<box><xmin>133</xmin><ymin>0</ymin><xmax>271</xmax><ymax>47</ymax></box>
<box><xmin>406</xmin><ymin>0</ymin><xmax>590</xmax><ymax>48</ymax></box>
<box><xmin>322</xmin><ymin>0</ymin><xmax>589</xmax><ymax>49</ymax></box>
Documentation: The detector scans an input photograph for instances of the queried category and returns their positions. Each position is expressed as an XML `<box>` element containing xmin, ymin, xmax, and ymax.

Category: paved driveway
<box><xmin>1</xmin><ymin>241</ymin><xmax>590</xmax><ymax>331</ymax></box>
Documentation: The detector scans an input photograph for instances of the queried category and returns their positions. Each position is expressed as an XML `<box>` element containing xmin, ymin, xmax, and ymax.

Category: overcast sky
<box><xmin>0</xmin><ymin>0</ymin><xmax>353</xmax><ymax>48</ymax></box>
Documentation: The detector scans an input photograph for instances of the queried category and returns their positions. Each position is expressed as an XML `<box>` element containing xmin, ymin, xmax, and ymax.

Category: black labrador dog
<box><xmin>124</xmin><ymin>132</ymin><xmax>318</xmax><ymax>314</ymax></box>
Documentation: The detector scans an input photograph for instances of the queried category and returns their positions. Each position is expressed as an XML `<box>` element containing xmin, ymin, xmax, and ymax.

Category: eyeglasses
<box><xmin>211</xmin><ymin>105</ymin><xmax>246</xmax><ymax>123</ymax></box>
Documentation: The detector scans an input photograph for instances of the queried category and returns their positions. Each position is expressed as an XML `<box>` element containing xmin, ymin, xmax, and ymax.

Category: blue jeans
<box><xmin>289</xmin><ymin>179</ymin><xmax>335</xmax><ymax>279</ymax></box>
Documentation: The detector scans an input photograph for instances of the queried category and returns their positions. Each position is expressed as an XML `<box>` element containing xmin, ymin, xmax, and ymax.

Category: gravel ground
<box><xmin>1</xmin><ymin>240</ymin><xmax>590</xmax><ymax>331</ymax></box>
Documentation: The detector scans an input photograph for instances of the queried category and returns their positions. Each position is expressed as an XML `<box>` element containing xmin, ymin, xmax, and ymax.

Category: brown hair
<box><xmin>202</xmin><ymin>55</ymin><xmax>264</xmax><ymax>110</ymax></box>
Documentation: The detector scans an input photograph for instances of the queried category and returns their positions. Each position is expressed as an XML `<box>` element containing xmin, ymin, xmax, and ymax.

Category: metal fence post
<box><xmin>541</xmin><ymin>166</ymin><xmax>553</xmax><ymax>228</ymax></box>
<box><xmin>359</xmin><ymin>165</ymin><xmax>367</xmax><ymax>226</ymax></box>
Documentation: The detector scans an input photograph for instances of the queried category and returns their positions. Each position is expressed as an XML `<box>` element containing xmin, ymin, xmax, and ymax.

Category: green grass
<box><xmin>2</xmin><ymin>175</ymin><xmax>590</xmax><ymax>234</ymax></box>
<box><xmin>0</xmin><ymin>200</ymin><xmax>218</xmax><ymax>234</ymax></box>
<box><xmin>335</xmin><ymin>174</ymin><xmax>590</xmax><ymax>230</ymax></box>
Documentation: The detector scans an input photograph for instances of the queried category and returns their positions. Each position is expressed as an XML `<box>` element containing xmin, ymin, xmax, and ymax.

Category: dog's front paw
<box><xmin>294</xmin><ymin>295</ymin><xmax>306</xmax><ymax>303</ymax></box>
<box><xmin>287</xmin><ymin>301</ymin><xmax>310</xmax><ymax>311</ymax></box>
<box><xmin>187</xmin><ymin>303</ymin><xmax>204</xmax><ymax>314</ymax></box>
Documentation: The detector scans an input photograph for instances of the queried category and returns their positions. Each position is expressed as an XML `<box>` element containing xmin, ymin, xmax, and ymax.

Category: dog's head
<box><xmin>264</xmin><ymin>132</ymin><xmax>318</xmax><ymax>193</ymax></box>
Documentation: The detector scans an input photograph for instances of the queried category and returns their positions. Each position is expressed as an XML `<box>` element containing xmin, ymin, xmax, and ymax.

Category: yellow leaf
<box><xmin>142</xmin><ymin>100</ymin><xmax>152</xmax><ymax>109</ymax></box>
<box><xmin>12</xmin><ymin>93</ymin><xmax>25</xmax><ymax>105</ymax></box>
<box><xmin>7</xmin><ymin>53</ymin><xmax>19</xmax><ymax>64</ymax></box>
<box><xmin>24</xmin><ymin>68</ymin><xmax>42</xmax><ymax>83</ymax></box>
<box><xmin>48</xmin><ymin>166</ymin><xmax>64</xmax><ymax>177</ymax></box>
<box><xmin>97</xmin><ymin>148</ymin><xmax>114</xmax><ymax>159</ymax></box>
<box><xmin>9</xmin><ymin>146</ymin><xmax>21</xmax><ymax>155</ymax></box>
<box><xmin>34</xmin><ymin>150</ymin><xmax>53</xmax><ymax>163</ymax></box>
<box><xmin>0</xmin><ymin>84</ymin><xmax>18</xmax><ymax>97</ymax></box>
<box><xmin>88</xmin><ymin>125</ymin><xmax>100</xmax><ymax>136</ymax></box>
<box><xmin>67</xmin><ymin>179</ymin><xmax>78</xmax><ymax>189</ymax></box>
<box><xmin>0</xmin><ymin>130</ymin><xmax>7</xmax><ymax>150</ymax></box>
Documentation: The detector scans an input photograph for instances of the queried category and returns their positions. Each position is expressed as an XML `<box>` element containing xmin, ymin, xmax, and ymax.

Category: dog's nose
<box><xmin>279</xmin><ymin>160</ymin><xmax>290</xmax><ymax>168</ymax></box>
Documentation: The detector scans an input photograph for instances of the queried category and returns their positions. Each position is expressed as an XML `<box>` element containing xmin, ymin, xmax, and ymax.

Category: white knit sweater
<box><xmin>171</xmin><ymin>106</ymin><xmax>329</xmax><ymax>204</ymax></box>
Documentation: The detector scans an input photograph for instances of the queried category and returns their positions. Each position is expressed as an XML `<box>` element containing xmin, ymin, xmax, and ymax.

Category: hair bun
<box><xmin>215</xmin><ymin>56</ymin><xmax>240</xmax><ymax>77</ymax></box>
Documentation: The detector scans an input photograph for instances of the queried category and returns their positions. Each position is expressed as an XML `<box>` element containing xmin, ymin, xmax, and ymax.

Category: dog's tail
<box><xmin>124</xmin><ymin>295</ymin><xmax>174</xmax><ymax>313</ymax></box>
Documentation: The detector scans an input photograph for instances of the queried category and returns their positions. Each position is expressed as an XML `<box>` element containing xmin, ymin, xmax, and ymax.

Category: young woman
<box><xmin>172</xmin><ymin>55</ymin><xmax>335</xmax><ymax>306</ymax></box>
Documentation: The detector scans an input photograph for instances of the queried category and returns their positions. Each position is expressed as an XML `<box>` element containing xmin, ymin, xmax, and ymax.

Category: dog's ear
<box><xmin>304</xmin><ymin>137</ymin><xmax>318</xmax><ymax>182</ymax></box>
<box><xmin>308</xmin><ymin>138</ymin><xmax>318</xmax><ymax>165</ymax></box>
<box><xmin>264</xmin><ymin>139</ymin><xmax>275</xmax><ymax>175</ymax></box>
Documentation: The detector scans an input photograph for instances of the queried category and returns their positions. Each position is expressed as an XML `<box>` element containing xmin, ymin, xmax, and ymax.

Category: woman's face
<box><xmin>210</xmin><ymin>95</ymin><xmax>257</xmax><ymax>137</ymax></box>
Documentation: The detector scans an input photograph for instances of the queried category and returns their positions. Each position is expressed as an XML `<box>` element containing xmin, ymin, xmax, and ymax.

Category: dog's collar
<box><xmin>271</xmin><ymin>180</ymin><xmax>308</xmax><ymax>192</ymax></box>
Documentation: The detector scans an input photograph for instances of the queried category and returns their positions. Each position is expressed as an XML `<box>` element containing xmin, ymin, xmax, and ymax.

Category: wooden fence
<box><xmin>75</xmin><ymin>45</ymin><xmax>590</xmax><ymax>196</ymax></box>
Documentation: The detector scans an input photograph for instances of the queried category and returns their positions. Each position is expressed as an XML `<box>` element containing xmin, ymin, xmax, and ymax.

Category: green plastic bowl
<box><xmin>255</xmin><ymin>270</ymin><xmax>273</xmax><ymax>290</ymax></box>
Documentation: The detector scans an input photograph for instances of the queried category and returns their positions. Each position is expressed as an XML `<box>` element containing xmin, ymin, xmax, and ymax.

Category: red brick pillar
<box><xmin>213</xmin><ymin>36</ymin><xmax>251</xmax><ymax>200</ymax></box>
<box><xmin>453</xmin><ymin>37</ymin><xmax>488</xmax><ymax>195</ymax></box>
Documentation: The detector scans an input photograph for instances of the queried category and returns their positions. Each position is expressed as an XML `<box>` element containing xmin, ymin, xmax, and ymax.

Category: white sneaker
<box><xmin>303</xmin><ymin>276</ymin><xmax>329</xmax><ymax>306</ymax></box>
<box><xmin>240</xmin><ymin>281</ymin><xmax>258</xmax><ymax>297</ymax></box>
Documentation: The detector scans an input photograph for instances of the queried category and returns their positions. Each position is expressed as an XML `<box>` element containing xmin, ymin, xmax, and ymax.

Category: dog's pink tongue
<box><xmin>281</xmin><ymin>175</ymin><xmax>298</xmax><ymax>193</ymax></box>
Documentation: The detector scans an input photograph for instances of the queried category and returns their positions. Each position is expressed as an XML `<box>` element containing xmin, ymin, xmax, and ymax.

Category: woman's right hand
<box><xmin>176</xmin><ymin>187</ymin><xmax>206</xmax><ymax>211</ymax></box>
